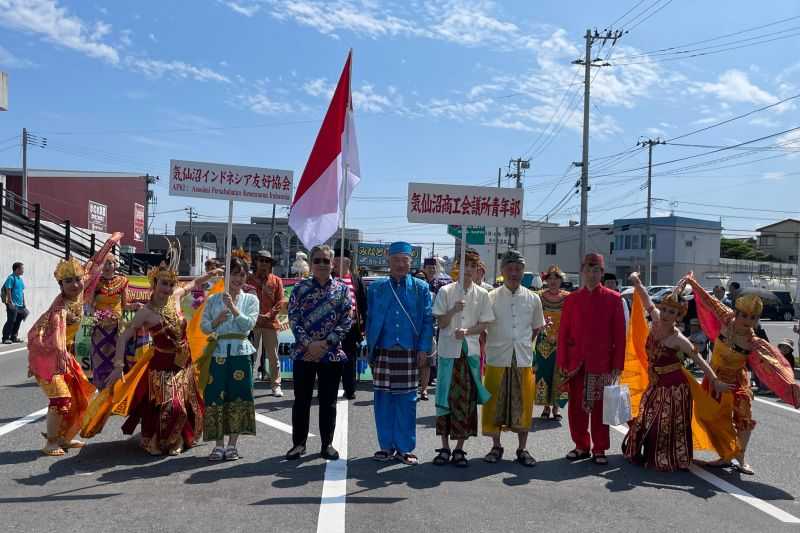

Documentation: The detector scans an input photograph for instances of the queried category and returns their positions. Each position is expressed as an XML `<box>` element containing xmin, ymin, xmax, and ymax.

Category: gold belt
<box><xmin>652</xmin><ymin>362</ymin><xmax>683</xmax><ymax>375</ymax></box>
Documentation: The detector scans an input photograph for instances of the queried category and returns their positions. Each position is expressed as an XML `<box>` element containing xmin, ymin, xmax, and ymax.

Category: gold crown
<box><xmin>147</xmin><ymin>262</ymin><xmax>179</xmax><ymax>286</ymax></box>
<box><xmin>231</xmin><ymin>248</ymin><xmax>252</xmax><ymax>265</ymax></box>
<box><xmin>735</xmin><ymin>294</ymin><xmax>763</xmax><ymax>317</ymax></box>
<box><xmin>658</xmin><ymin>292</ymin><xmax>688</xmax><ymax>319</ymax></box>
<box><xmin>54</xmin><ymin>257</ymin><xmax>85</xmax><ymax>281</ymax></box>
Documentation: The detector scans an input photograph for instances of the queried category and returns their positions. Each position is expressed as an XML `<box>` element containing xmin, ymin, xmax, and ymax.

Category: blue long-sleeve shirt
<box><xmin>288</xmin><ymin>276</ymin><xmax>353</xmax><ymax>363</ymax></box>
<box><xmin>366</xmin><ymin>274</ymin><xmax>433</xmax><ymax>359</ymax></box>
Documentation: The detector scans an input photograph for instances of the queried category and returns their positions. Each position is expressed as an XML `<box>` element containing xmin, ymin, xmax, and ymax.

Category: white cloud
<box><xmin>691</xmin><ymin>69</ymin><xmax>782</xmax><ymax>108</ymax></box>
<box><xmin>482</xmin><ymin>117</ymin><xmax>535</xmax><ymax>132</ymax></box>
<box><xmin>238</xmin><ymin>91</ymin><xmax>294</xmax><ymax>114</ymax></box>
<box><xmin>129</xmin><ymin>135</ymin><xmax>184</xmax><ymax>149</ymax></box>
<box><xmin>127</xmin><ymin>58</ymin><xmax>231</xmax><ymax>83</ymax></box>
<box><xmin>303</xmin><ymin>77</ymin><xmax>333</xmax><ymax>98</ymax></box>
<box><xmin>0</xmin><ymin>44</ymin><xmax>35</xmax><ymax>68</ymax></box>
<box><xmin>303</xmin><ymin>77</ymin><xmax>405</xmax><ymax>113</ymax></box>
<box><xmin>270</xmin><ymin>0</ymin><xmax>420</xmax><ymax>39</ymax></box>
<box><xmin>749</xmin><ymin>115</ymin><xmax>780</xmax><ymax>128</ymax></box>
<box><xmin>119</xmin><ymin>29</ymin><xmax>133</xmax><ymax>47</ymax></box>
<box><xmin>221</xmin><ymin>1</ymin><xmax>262</xmax><ymax>17</ymax></box>
<box><xmin>777</xmin><ymin>129</ymin><xmax>800</xmax><ymax>159</ymax></box>
<box><xmin>0</xmin><ymin>0</ymin><xmax>119</xmax><ymax>63</ymax></box>
<box><xmin>762</xmin><ymin>171</ymin><xmax>785</xmax><ymax>181</ymax></box>
<box><xmin>148</xmin><ymin>33</ymin><xmax>157</xmax><ymax>43</ymax></box>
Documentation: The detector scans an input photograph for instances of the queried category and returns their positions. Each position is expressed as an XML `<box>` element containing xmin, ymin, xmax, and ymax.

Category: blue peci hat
<box><xmin>388</xmin><ymin>241</ymin><xmax>413</xmax><ymax>256</ymax></box>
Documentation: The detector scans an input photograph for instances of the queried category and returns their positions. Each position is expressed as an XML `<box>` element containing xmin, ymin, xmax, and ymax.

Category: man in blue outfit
<box><xmin>2</xmin><ymin>262</ymin><xmax>27</xmax><ymax>344</ymax></box>
<box><xmin>367</xmin><ymin>241</ymin><xmax>433</xmax><ymax>465</ymax></box>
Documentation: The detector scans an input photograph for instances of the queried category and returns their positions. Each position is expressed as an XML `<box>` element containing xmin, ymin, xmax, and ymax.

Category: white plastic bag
<box><xmin>602</xmin><ymin>384</ymin><xmax>631</xmax><ymax>426</ymax></box>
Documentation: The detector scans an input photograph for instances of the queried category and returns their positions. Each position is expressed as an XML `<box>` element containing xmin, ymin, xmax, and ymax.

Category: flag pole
<box><xmin>339</xmin><ymin>48</ymin><xmax>353</xmax><ymax>269</ymax></box>
<box><xmin>339</xmin><ymin>164</ymin><xmax>348</xmax><ymax>265</ymax></box>
<box><xmin>458</xmin><ymin>225</ymin><xmax>467</xmax><ymax>329</ymax></box>
<box><xmin>224</xmin><ymin>199</ymin><xmax>233</xmax><ymax>291</ymax></box>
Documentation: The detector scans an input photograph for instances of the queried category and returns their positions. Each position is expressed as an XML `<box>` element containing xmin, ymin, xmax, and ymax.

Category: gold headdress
<box><xmin>657</xmin><ymin>287</ymin><xmax>688</xmax><ymax>319</ymax></box>
<box><xmin>542</xmin><ymin>264</ymin><xmax>565</xmax><ymax>281</ymax></box>
<box><xmin>735</xmin><ymin>294</ymin><xmax>763</xmax><ymax>317</ymax></box>
<box><xmin>231</xmin><ymin>247</ymin><xmax>252</xmax><ymax>266</ymax></box>
<box><xmin>54</xmin><ymin>256</ymin><xmax>85</xmax><ymax>281</ymax></box>
<box><xmin>147</xmin><ymin>238</ymin><xmax>181</xmax><ymax>287</ymax></box>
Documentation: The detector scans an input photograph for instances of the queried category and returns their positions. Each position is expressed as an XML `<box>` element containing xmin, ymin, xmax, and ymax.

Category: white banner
<box><xmin>407</xmin><ymin>182</ymin><xmax>523</xmax><ymax>226</ymax></box>
<box><xmin>88</xmin><ymin>200</ymin><xmax>107</xmax><ymax>232</ymax></box>
<box><xmin>169</xmin><ymin>159</ymin><xmax>293</xmax><ymax>205</ymax></box>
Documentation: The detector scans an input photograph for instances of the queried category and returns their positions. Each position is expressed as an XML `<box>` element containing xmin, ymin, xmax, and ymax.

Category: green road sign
<box><xmin>447</xmin><ymin>224</ymin><xmax>486</xmax><ymax>245</ymax></box>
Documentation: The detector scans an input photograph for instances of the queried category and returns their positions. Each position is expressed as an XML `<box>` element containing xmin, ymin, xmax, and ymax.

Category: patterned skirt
<box><xmin>533</xmin><ymin>333</ymin><xmax>568</xmax><ymax>408</ymax></box>
<box><xmin>203</xmin><ymin>355</ymin><xmax>256</xmax><ymax>441</ymax></box>
<box><xmin>436</xmin><ymin>353</ymin><xmax>478</xmax><ymax>440</ymax></box>
<box><xmin>624</xmin><ymin>369</ymin><xmax>693</xmax><ymax>471</ymax></box>
<box><xmin>91</xmin><ymin>321</ymin><xmax>119</xmax><ymax>390</ymax></box>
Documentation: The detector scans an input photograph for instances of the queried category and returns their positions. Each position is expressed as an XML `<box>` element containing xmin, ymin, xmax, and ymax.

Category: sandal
<box><xmin>516</xmin><ymin>449</ymin><xmax>537</xmax><ymax>467</ymax></box>
<box><xmin>224</xmin><ymin>447</ymin><xmax>240</xmax><ymax>461</ymax></box>
<box><xmin>483</xmin><ymin>446</ymin><xmax>504</xmax><ymax>464</ymax></box>
<box><xmin>397</xmin><ymin>452</ymin><xmax>419</xmax><ymax>465</ymax></box>
<box><xmin>373</xmin><ymin>449</ymin><xmax>395</xmax><ymax>462</ymax></box>
<box><xmin>540</xmin><ymin>407</ymin><xmax>551</xmax><ymax>420</ymax></box>
<box><xmin>208</xmin><ymin>446</ymin><xmax>225</xmax><ymax>461</ymax></box>
<box><xmin>592</xmin><ymin>454</ymin><xmax>608</xmax><ymax>465</ymax></box>
<box><xmin>451</xmin><ymin>449</ymin><xmax>469</xmax><ymax>468</ymax></box>
<box><xmin>566</xmin><ymin>449</ymin><xmax>591</xmax><ymax>461</ymax></box>
<box><xmin>552</xmin><ymin>412</ymin><xmax>563</xmax><ymax>421</ymax></box>
<box><xmin>419</xmin><ymin>391</ymin><xmax>429</xmax><ymax>401</ymax></box>
<box><xmin>433</xmin><ymin>448</ymin><xmax>451</xmax><ymax>466</ymax></box>
<box><xmin>41</xmin><ymin>445</ymin><xmax>66</xmax><ymax>457</ymax></box>
<box><xmin>735</xmin><ymin>462</ymin><xmax>755</xmax><ymax>475</ymax></box>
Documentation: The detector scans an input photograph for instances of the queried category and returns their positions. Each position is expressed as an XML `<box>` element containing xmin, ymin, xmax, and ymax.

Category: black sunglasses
<box><xmin>312</xmin><ymin>257</ymin><xmax>331</xmax><ymax>265</ymax></box>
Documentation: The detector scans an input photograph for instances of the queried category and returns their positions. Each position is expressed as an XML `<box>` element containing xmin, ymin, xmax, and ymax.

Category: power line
<box><xmin>627</xmin><ymin>0</ymin><xmax>675</xmax><ymax>32</ymax></box>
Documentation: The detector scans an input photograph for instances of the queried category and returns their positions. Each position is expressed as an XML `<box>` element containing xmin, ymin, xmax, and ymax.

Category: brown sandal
<box><xmin>483</xmin><ymin>446</ymin><xmax>504</xmax><ymax>463</ymax></box>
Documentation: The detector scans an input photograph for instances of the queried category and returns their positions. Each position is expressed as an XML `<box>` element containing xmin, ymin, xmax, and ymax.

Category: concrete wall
<box><xmin>1</xmin><ymin>233</ymin><xmax>62</xmax><ymax>339</ymax></box>
<box><xmin>757</xmin><ymin>220</ymin><xmax>800</xmax><ymax>262</ymax></box>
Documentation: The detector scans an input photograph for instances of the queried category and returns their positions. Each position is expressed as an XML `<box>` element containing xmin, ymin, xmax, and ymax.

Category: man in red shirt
<box><xmin>557</xmin><ymin>253</ymin><xmax>626</xmax><ymax>465</ymax></box>
<box><xmin>247</xmin><ymin>250</ymin><xmax>286</xmax><ymax>396</ymax></box>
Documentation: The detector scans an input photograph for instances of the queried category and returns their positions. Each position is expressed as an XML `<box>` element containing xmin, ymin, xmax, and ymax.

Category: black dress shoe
<box><xmin>345</xmin><ymin>392</ymin><xmax>356</xmax><ymax>400</ymax></box>
<box><xmin>285</xmin><ymin>444</ymin><xmax>306</xmax><ymax>460</ymax></box>
<box><xmin>321</xmin><ymin>445</ymin><xmax>340</xmax><ymax>461</ymax></box>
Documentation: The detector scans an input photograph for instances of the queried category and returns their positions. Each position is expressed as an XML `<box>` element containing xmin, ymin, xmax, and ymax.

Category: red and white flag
<box><xmin>289</xmin><ymin>51</ymin><xmax>360</xmax><ymax>249</ymax></box>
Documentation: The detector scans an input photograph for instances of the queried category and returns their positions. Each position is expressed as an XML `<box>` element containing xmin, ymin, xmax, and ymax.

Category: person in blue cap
<box><xmin>366</xmin><ymin>241</ymin><xmax>433</xmax><ymax>465</ymax></box>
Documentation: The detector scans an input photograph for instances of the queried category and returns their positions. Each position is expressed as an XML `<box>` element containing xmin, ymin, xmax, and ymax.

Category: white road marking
<box><xmin>255</xmin><ymin>412</ymin><xmax>315</xmax><ymax>437</ymax></box>
<box><xmin>316</xmin><ymin>398</ymin><xmax>348</xmax><ymax>533</ymax></box>
<box><xmin>610</xmin><ymin>424</ymin><xmax>800</xmax><ymax>523</ymax></box>
<box><xmin>753</xmin><ymin>396</ymin><xmax>799</xmax><ymax>414</ymax></box>
<box><xmin>0</xmin><ymin>346</ymin><xmax>27</xmax><ymax>356</ymax></box>
<box><xmin>689</xmin><ymin>465</ymin><xmax>800</xmax><ymax>524</ymax></box>
<box><xmin>0</xmin><ymin>408</ymin><xmax>48</xmax><ymax>438</ymax></box>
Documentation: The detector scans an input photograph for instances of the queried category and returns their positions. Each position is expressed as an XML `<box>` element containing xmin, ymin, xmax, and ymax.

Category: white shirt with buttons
<box><xmin>485</xmin><ymin>284</ymin><xmax>545</xmax><ymax>368</ymax></box>
<box><xmin>433</xmin><ymin>282</ymin><xmax>494</xmax><ymax>358</ymax></box>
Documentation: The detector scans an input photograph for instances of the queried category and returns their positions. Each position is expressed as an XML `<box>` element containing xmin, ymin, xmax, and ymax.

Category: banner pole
<box><xmin>339</xmin><ymin>164</ymin><xmax>349</xmax><ymax>265</ymax></box>
<box><xmin>224</xmin><ymin>199</ymin><xmax>233</xmax><ymax>291</ymax></box>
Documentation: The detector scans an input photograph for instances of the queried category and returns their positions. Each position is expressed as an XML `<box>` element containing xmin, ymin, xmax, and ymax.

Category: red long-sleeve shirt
<box><xmin>557</xmin><ymin>285</ymin><xmax>626</xmax><ymax>376</ymax></box>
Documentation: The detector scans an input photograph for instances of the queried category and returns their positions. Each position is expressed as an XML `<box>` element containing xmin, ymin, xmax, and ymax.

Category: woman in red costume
<box><xmin>623</xmin><ymin>272</ymin><xmax>729</xmax><ymax>471</ymax></box>
<box><xmin>114</xmin><ymin>247</ymin><xmax>221</xmax><ymax>456</ymax></box>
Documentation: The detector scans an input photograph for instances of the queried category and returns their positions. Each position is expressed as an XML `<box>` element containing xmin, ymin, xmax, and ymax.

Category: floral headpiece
<box><xmin>147</xmin><ymin>237</ymin><xmax>181</xmax><ymax>287</ymax></box>
<box><xmin>541</xmin><ymin>265</ymin><xmax>565</xmax><ymax>281</ymax></box>
<box><xmin>231</xmin><ymin>247</ymin><xmax>252</xmax><ymax>266</ymax></box>
<box><xmin>735</xmin><ymin>294</ymin><xmax>763</xmax><ymax>317</ymax></box>
<box><xmin>657</xmin><ymin>291</ymin><xmax>688</xmax><ymax>320</ymax></box>
<box><xmin>54</xmin><ymin>256</ymin><xmax>85</xmax><ymax>281</ymax></box>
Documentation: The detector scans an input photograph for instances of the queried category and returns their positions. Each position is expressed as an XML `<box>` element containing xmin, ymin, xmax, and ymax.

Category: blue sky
<box><xmin>1</xmin><ymin>0</ymin><xmax>799</xmax><ymax>258</ymax></box>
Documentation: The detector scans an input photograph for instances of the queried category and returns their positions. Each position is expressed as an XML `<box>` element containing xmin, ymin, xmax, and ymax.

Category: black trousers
<box><xmin>2</xmin><ymin>305</ymin><xmax>24</xmax><ymax>341</ymax></box>
<box><xmin>292</xmin><ymin>359</ymin><xmax>343</xmax><ymax>448</ymax></box>
<box><xmin>341</xmin><ymin>332</ymin><xmax>360</xmax><ymax>396</ymax></box>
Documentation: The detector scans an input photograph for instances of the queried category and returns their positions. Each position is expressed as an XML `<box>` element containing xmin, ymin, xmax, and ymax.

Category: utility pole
<box><xmin>269</xmin><ymin>204</ymin><xmax>277</xmax><ymax>256</ymax></box>
<box><xmin>507</xmin><ymin>158</ymin><xmax>529</xmax><ymax>250</ymax></box>
<box><xmin>637</xmin><ymin>137</ymin><xmax>664</xmax><ymax>286</ymax></box>
<box><xmin>144</xmin><ymin>174</ymin><xmax>158</xmax><ymax>252</ymax></box>
<box><xmin>185</xmin><ymin>206</ymin><xmax>198</xmax><ymax>267</ymax></box>
<box><xmin>573</xmin><ymin>28</ymin><xmax>624</xmax><ymax>261</ymax></box>
<box><xmin>21</xmin><ymin>128</ymin><xmax>27</xmax><ymax>205</ymax></box>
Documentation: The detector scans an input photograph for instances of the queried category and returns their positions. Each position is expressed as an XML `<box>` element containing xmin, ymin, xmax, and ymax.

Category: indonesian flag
<box><xmin>289</xmin><ymin>51</ymin><xmax>361</xmax><ymax>249</ymax></box>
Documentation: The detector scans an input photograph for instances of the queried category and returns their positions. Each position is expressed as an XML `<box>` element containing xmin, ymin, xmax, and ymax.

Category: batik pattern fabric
<box><xmin>90</xmin><ymin>275</ymin><xmax>128</xmax><ymax>390</ymax></box>
<box><xmin>481</xmin><ymin>353</ymin><xmax>534</xmax><ymax>435</ymax></box>
<box><xmin>288</xmin><ymin>277</ymin><xmax>352</xmax><ymax>363</ymax></box>
<box><xmin>534</xmin><ymin>290</ymin><xmax>569</xmax><ymax>408</ymax></box>
<box><xmin>121</xmin><ymin>297</ymin><xmax>204</xmax><ymax>454</ymax></box>
<box><xmin>435</xmin><ymin>342</ymin><xmax>490</xmax><ymax>440</ymax></box>
<box><xmin>623</xmin><ymin>333</ymin><xmax>692</xmax><ymax>471</ymax></box>
<box><xmin>203</xmin><ymin>355</ymin><xmax>256</xmax><ymax>441</ymax></box>
<box><xmin>372</xmin><ymin>349</ymin><xmax>419</xmax><ymax>393</ymax></box>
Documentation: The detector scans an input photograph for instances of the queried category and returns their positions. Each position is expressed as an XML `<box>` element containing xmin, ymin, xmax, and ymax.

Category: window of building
<box><xmin>685</xmin><ymin>240</ymin><xmax>693</xmax><ymax>247</ymax></box>
<box><xmin>650</xmin><ymin>234</ymin><xmax>656</xmax><ymax>249</ymax></box>
<box><xmin>632</xmin><ymin>235</ymin><xmax>640</xmax><ymax>249</ymax></box>
<box><xmin>545</xmin><ymin>242</ymin><xmax>557</xmax><ymax>255</ymax></box>
<box><xmin>624</xmin><ymin>235</ymin><xmax>631</xmax><ymax>249</ymax></box>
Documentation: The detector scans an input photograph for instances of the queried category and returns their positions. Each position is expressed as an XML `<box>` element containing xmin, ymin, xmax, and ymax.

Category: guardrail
<box><xmin>0</xmin><ymin>183</ymin><xmax>146</xmax><ymax>273</ymax></box>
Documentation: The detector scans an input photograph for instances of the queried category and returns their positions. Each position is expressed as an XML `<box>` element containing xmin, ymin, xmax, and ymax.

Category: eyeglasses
<box><xmin>312</xmin><ymin>258</ymin><xmax>331</xmax><ymax>265</ymax></box>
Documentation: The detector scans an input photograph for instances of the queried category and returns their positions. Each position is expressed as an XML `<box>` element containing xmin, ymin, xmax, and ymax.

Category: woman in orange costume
<box><xmin>623</xmin><ymin>273</ymin><xmax>729</xmax><ymax>471</ymax></box>
<box><xmin>114</xmin><ymin>250</ymin><xmax>221</xmax><ymax>456</ymax></box>
<box><xmin>681</xmin><ymin>272</ymin><xmax>800</xmax><ymax>475</ymax></box>
<box><xmin>28</xmin><ymin>234</ymin><xmax>121</xmax><ymax>456</ymax></box>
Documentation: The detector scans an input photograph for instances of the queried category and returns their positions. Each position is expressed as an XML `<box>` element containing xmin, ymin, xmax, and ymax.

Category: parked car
<box><xmin>761</xmin><ymin>291</ymin><xmax>796</xmax><ymax>321</ymax></box>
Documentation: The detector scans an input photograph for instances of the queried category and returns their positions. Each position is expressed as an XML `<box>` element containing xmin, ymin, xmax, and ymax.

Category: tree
<box><xmin>720</xmin><ymin>237</ymin><xmax>778</xmax><ymax>261</ymax></box>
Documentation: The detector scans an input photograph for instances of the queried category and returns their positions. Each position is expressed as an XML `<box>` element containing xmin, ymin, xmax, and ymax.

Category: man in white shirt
<box><xmin>483</xmin><ymin>249</ymin><xmax>545</xmax><ymax>467</ymax></box>
<box><xmin>431</xmin><ymin>249</ymin><xmax>494</xmax><ymax>468</ymax></box>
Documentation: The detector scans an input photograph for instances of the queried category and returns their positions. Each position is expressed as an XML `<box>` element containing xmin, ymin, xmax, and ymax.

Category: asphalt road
<box><xmin>1</xmin><ymin>326</ymin><xmax>799</xmax><ymax>533</ymax></box>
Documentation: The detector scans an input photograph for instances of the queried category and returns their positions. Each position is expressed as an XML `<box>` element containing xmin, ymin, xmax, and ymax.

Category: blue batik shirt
<box><xmin>377</xmin><ymin>276</ymin><xmax>418</xmax><ymax>351</ymax></box>
<box><xmin>288</xmin><ymin>276</ymin><xmax>353</xmax><ymax>363</ymax></box>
